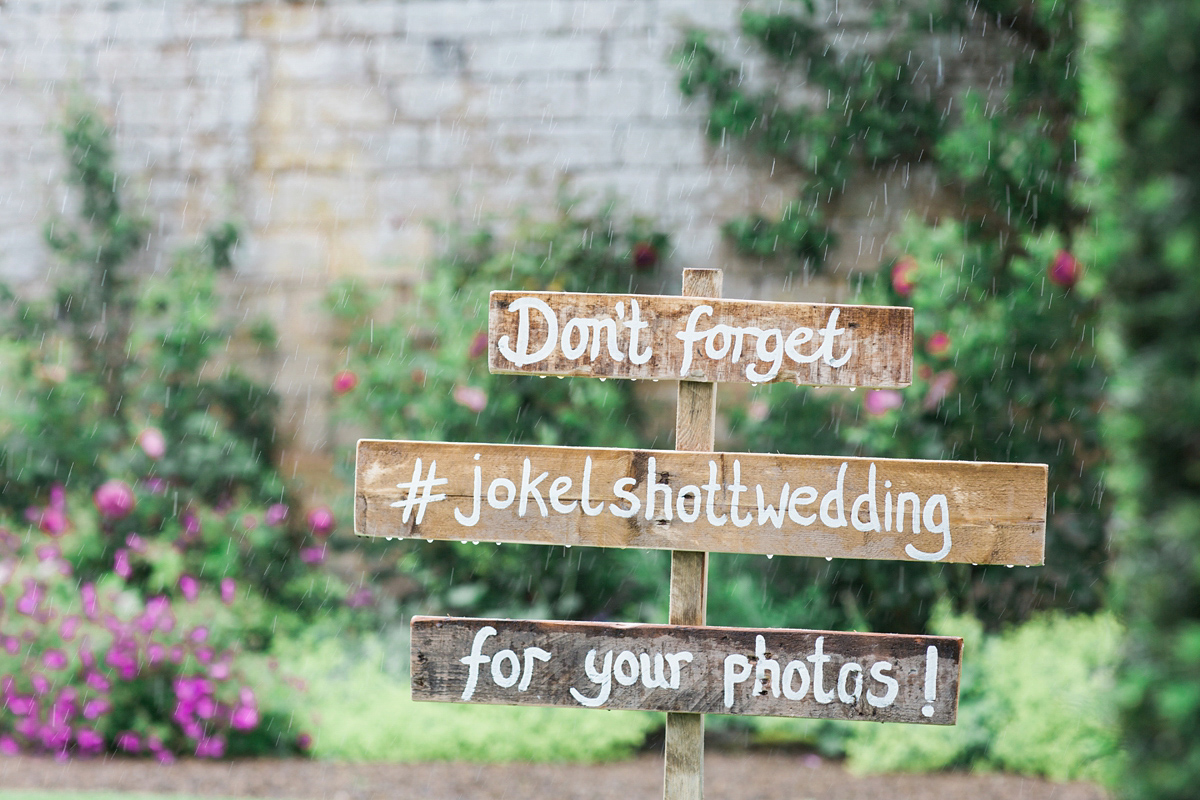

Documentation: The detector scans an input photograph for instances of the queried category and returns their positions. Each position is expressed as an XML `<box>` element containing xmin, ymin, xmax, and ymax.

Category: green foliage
<box><xmin>750</xmin><ymin>609</ymin><xmax>1120</xmax><ymax>784</ymax></box>
<box><xmin>1085</xmin><ymin>1</ymin><xmax>1200</xmax><ymax>797</ymax></box>
<box><xmin>330</xmin><ymin>207</ymin><xmax>670</xmax><ymax>622</ymax></box>
<box><xmin>284</xmin><ymin>632</ymin><xmax>658</xmax><ymax>763</ymax></box>
<box><xmin>683</xmin><ymin>0</ymin><xmax>1105</xmax><ymax>635</ymax></box>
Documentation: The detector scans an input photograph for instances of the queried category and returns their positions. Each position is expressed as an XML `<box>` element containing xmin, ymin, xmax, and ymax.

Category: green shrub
<box><xmin>680</xmin><ymin>0</ymin><xmax>1106</xmax><ymax>635</ymax></box>
<box><xmin>329</xmin><ymin>208</ymin><xmax>671</xmax><ymax>623</ymax></box>
<box><xmin>1084</xmin><ymin>1</ymin><xmax>1200</xmax><ymax>797</ymax></box>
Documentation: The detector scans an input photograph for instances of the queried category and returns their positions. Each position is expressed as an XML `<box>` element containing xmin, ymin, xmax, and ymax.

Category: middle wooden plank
<box><xmin>355</xmin><ymin>440</ymin><xmax>1047</xmax><ymax>565</ymax></box>
<box><xmin>488</xmin><ymin>291</ymin><xmax>913</xmax><ymax>387</ymax></box>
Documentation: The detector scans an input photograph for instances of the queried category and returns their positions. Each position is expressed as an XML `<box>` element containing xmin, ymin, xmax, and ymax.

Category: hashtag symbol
<box><xmin>389</xmin><ymin>458</ymin><xmax>449</xmax><ymax>524</ymax></box>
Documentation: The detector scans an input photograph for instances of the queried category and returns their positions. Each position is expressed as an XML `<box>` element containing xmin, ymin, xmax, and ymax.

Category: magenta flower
<box><xmin>146</xmin><ymin>642</ymin><xmax>165</xmax><ymax>665</ymax></box>
<box><xmin>82</xmin><ymin>698</ymin><xmax>111</xmax><ymax>720</ymax></box>
<box><xmin>137</xmin><ymin>427</ymin><xmax>167</xmax><ymax>460</ymax></box>
<box><xmin>179</xmin><ymin>574</ymin><xmax>199</xmax><ymax>601</ymax></box>
<box><xmin>864</xmin><ymin>389</ymin><xmax>904</xmax><ymax>416</ymax></box>
<box><xmin>1</xmin><ymin>636</ymin><xmax>19</xmax><ymax>655</ymax></box>
<box><xmin>301</xmin><ymin>546</ymin><xmax>326</xmax><ymax>565</ymax></box>
<box><xmin>195</xmin><ymin>735</ymin><xmax>226</xmax><ymax>759</ymax></box>
<box><xmin>59</xmin><ymin>616</ymin><xmax>80</xmax><ymax>641</ymax></box>
<box><xmin>1049</xmin><ymin>249</ymin><xmax>1082</xmax><ymax>288</ymax></box>
<box><xmin>16</xmin><ymin>579</ymin><xmax>43</xmax><ymax>616</ymax></box>
<box><xmin>891</xmin><ymin>255</ymin><xmax>917</xmax><ymax>296</ymax></box>
<box><xmin>468</xmin><ymin>331</ymin><xmax>488</xmax><ymax>359</ymax></box>
<box><xmin>230</xmin><ymin>704</ymin><xmax>259</xmax><ymax>731</ymax></box>
<box><xmin>49</xmin><ymin>484</ymin><xmax>66</xmax><ymax>509</ymax></box>
<box><xmin>155</xmin><ymin>749</ymin><xmax>176</xmax><ymax>765</ymax></box>
<box><xmin>297</xmin><ymin>732</ymin><xmax>313</xmax><ymax>751</ymax></box>
<box><xmin>75</xmin><ymin>728</ymin><xmax>104</xmax><ymax>754</ymax></box>
<box><xmin>220</xmin><ymin>577</ymin><xmax>236</xmax><ymax>605</ymax></box>
<box><xmin>115</xmin><ymin>731</ymin><xmax>141</xmax><ymax>753</ymax></box>
<box><xmin>143</xmin><ymin>476</ymin><xmax>168</xmax><ymax>495</ymax></box>
<box><xmin>37</xmin><ymin>507</ymin><xmax>68</xmax><ymax>536</ymax></box>
<box><xmin>30</xmin><ymin>673</ymin><xmax>50</xmax><ymax>695</ymax></box>
<box><xmin>0</xmin><ymin>736</ymin><xmax>20</xmax><ymax>756</ymax></box>
<box><xmin>42</xmin><ymin>650</ymin><xmax>68</xmax><ymax>671</ymax></box>
<box><xmin>332</xmin><ymin>369</ymin><xmax>359</xmax><ymax>395</ymax></box>
<box><xmin>189</xmin><ymin>626</ymin><xmax>209</xmax><ymax>644</ymax></box>
<box><xmin>81</xmin><ymin>583</ymin><xmax>99</xmax><ymax>618</ymax></box>
<box><xmin>453</xmin><ymin>385</ymin><xmax>487</xmax><ymax>413</ymax></box>
<box><xmin>927</xmin><ymin>331</ymin><xmax>951</xmax><ymax>357</ymax></box>
<box><xmin>8</xmin><ymin>695</ymin><xmax>35</xmax><ymax>716</ymax></box>
<box><xmin>195</xmin><ymin>695</ymin><xmax>217</xmax><ymax>720</ymax></box>
<box><xmin>181</xmin><ymin>510</ymin><xmax>201</xmax><ymax>537</ymax></box>
<box><xmin>210</xmin><ymin>661</ymin><xmax>231</xmax><ymax>681</ymax></box>
<box><xmin>265</xmin><ymin>503</ymin><xmax>289</xmax><ymax>526</ymax></box>
<box><xmin>113</xmin><ymin>548</ymin><xmax>132</xmax><ymax>579</ymax></box>
<box><xmin>307</xmin><ymin>506</ymin><xmax>335</xmax><ymax>536</ymax></box>
<box><xmin>35</xmin><ymin>544</ymin><xmax>59</xmax><ymax>563</ymax></box>
<box><xmin>345</xmin><ymin>587</ymin><xmax>375</xmax><ymax>608</ymax></box>
<box><xmin>126</xmin><ymin>533</ymin><xmax>146</xmax><ymax>553</ymax></box>
<box><xmin>84</xmin><ymin>671</ymin><xmax>110</xmax><ymax>692</ymax></box>
<box><xmin>93</xmin><ymin>479</ymin><xmax>135</xmax><ymax>520</ymax></box>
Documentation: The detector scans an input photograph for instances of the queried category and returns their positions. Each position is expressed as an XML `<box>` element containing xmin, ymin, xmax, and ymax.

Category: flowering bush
<box><xmin>0</xmin><ymin>516</ymin><xmax>306</xmax><ymax>759</ymax></box>
<box><xmin>328</xmin><ymin>208</ymin><xmax>671</xmax><ymax>621</ymax></box>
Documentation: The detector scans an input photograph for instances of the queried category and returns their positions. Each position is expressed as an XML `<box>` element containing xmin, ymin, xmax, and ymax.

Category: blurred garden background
<box><xmin>0</xmin><ymin>0</ymin><xmax>1197</xmax><ymax>798</ymax></box>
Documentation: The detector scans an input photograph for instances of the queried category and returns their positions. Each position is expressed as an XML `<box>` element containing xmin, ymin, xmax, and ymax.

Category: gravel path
<box><xmin>0</xmin><ymin>753</ymin><xmax>1108</xmax><ymax>800</ymax></box>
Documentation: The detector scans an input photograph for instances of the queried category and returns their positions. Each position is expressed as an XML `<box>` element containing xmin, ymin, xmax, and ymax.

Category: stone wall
<box><xmin>0</xmin><ymin>0</ymin><xmax>1005</xmax><ymax>478</ymax></box>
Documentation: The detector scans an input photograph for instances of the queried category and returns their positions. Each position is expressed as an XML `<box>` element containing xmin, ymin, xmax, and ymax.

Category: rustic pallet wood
<box><xmin>487</xmin><ymin>290</ymin><xmax>912</xmax><ymax>387</ymax></box>
<box><xmin>411</xmin><ymin>616</ymin><xmax>963</xmax><ymax>725</ymax></box>
<box><xmin>355</xmin><ymin>440</ymin><xmax>1047</xmax><ymax>565</ymax></box>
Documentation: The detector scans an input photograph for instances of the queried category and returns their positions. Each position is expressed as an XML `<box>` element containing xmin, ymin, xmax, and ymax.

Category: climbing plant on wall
<box><xmin>678</xmin><ymin>0</ymin><xmax>1107</xmax><ymax>634</ymax></box>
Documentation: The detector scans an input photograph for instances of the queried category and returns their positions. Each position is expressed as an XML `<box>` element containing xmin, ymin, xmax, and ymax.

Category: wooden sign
<box><xmin>411</xmin><ymin>616</ymin><xmax>963</xmax><ymax>724</ymax></box>
<box><xmin>355</xmin><ymin>440</ymin><xmax>1046</xmax><ymax>565</ymax></box>
<box><xmin>488</xmin><ymin>291</ymin><xmax>913</xmax><ymax>387</ymax></box>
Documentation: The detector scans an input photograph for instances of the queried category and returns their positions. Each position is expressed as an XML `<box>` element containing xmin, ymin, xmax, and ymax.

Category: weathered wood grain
<box><xmin>411</xmin><ymin>616</ymin><xmax>963</xmax><ymax>725</ymax></box>
<box><xmin>355</xmin><ymin>440</ymin><xmax>1047</xmax><ymax>565</ymax></box>
<box><xmin>667</xmin><ymin>269</ymin><xmax>719</xmax><ymax>800</ymax></box>
<box><xmin>487</xmin><ymin>290</ymin><xmax>912</xmax><ymax>387</ymax></box>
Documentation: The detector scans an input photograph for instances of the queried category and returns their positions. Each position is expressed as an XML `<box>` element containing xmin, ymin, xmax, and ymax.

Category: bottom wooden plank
<box><xmin>411</xmin><ymin>616</ymin><xmax>962</xmax><ymax>724</ymax></box>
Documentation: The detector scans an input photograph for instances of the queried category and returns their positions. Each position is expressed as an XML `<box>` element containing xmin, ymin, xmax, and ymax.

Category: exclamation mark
<box><xmin>921</xmin><ymin>645</ymin><xmax>937</xmax><ymax>718</ymax></box>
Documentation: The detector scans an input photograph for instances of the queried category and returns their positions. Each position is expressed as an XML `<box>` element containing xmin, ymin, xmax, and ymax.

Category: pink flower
<box><xmin>265</xmin><ymin>503</ymin><xmax>289</xmax><ymax>526</ymax></box>
<box><xmin>332</xmin><ymin>369</ymin><xmax>359</xmax><ymax>395</ymax></box>
<box><xmin>1049</xmin><ymin>249</ymin><xmax>1082</xmax><ymax>288</ymax></box>
<box><xmin>16</xmin><ymin>579</ymin><xmax>43</xmax><ymax>616</ymax></box>
<box><xmin>137</xmin><ymin>427</ymin><xmax>167</xmax><ymax>460</ymax></box>
<box><xmin>301</xmin><ymin>546</ymin><xmax>326</xmax><ymax>565</ymax></box>
<box><xmin>189</xmin><ymin>626</ymin><xmax>209</xmax><ymax>644</ymax></box>
<box><xmin>923</xmin><ymin>370</ymin><xmax>958</xmax><ymax>411</ymax></box>
<box><xmin>453</xmin><ymin>385</ymin><xmax>487</xmax><ymax>413</ymax></box>
<box><xmin>230</xmin><ymin>704</ymin><xmax>259</xmax><ymax>731</ymax></box>
<box><xmin>468</xmin><ymin>331</ymin><xmax>488</xmax><ymax>359</ymax></box>
<box><xmin>864</xmin><ymin>389</ymin><xmax>904</xmax><ymax>416</ymax></box>
<box><xmin>209</xmin><ymin>660</ymin><xmax>231</xmax><ymax>680</ymax></box>
<box><xmin>143</xmin><ymin>476</ymin><xmax>168</xmax><ymax>495</ymax></box>
<box><xmin>155</xmin><ymin>749</ymin><xmax>176</xmax><ymax>765</ymax></box>
<box><xmin>80</xmin><ymin>583</ymin><xmax>99</xmax><ymax>618</ymax></box>
<box><xmin>30</xmin><ymin>673</ymin><xmax>50</xmax><ymax>695</ymax></box>
<box><xmin>0</xmin><ymin>736</ymin><xmax>18</xmax><ymax>756</ymax></box>
<box><xmin>115</xmin><ymin>732</ymin><xmax>141</xmax><ymax>753</ymax></box>
<box><xmin>42</xmin><ymin>650</ymin><xmax>68</xmax><ymax>671</ymax></box>
<box><xmin>181</xmin><ymin>510</ymin><xmax>201</xmax><ymax>537</ymax></box>
<box><xmin>195</xmin><ymin>735</ymin><xmax>226</xmax><ymax>759</ymax></box>
<box><xmin>307</xmin><ymin>506</ymin><xmax>335</xmax><ymax>537</ymax></box>
<box><xmin>125</xmin><ymin>533</ymin><xmax>146</xmax><ymax>552</ymax></box>
<box><xmin>59</xmin><ymin>616</ymin><xmax>80</xmax><ymax>641</ymax></box>
<box><xmin>927</xmin><ymin>331</ymin><xmax>951</xmax><ymax>357</ymax></box>
<box><xmin>93</xmin><ymin>480</ymin><xmax>135</xmax><ymax>520</ymax></box>
<box><xmin>37</xmin><ymin>507</ymin><xmax>68</xmax><ymax>536</ymax></box>
<box><xmin>195</xmin><ymin>695</ymin><xmax>216</xmax><ymax>720</ymax></box>
<box><xmin>220</xmin><ymin>577</ymin><xmax>236</xmax><ymax>605</ymax></box>
<box><xmin>179</xmin><ymin>574</ymin><xmax>199</xmax><ymax>602</ymax></box>
<box><xmin>891</xmin><ymin>255</ymin><xmax>917</xmax><ymax>296</ymax></box>
<box><xmin>84</xmin><ymin>672</ymin><xmax>110</xmax><ymax>692</ymax></box>
<box><xmin>35</xmin><ymin>544</ymin><xmax>59</xmax><ymax>563</ymax></box>
<box><xmin>241</xmin><ymin>513</ymin><xmax>258</xmax><ymax>530</ymax></box>
<box><xmin>113</xmin><ymin>549</ymin><xmax>131</xmax><ymax>579</ymax></box>
<box><xmin>83</xmin><ymin>698</ymin><xmax>111</xmax><ymax>720</ymax></box>
<box><xmin>1</xmin><ymin>636</ymin><xmax>19</xmax><ymax>655</ymax></box>
<box><xmin>296</xmin><ymin>732</ymin><xmax>313</xmax><ymax>751</ymax></box>
<box><xmin>75</xmin><ymin>728</ymin><xmax>104</xmax><ymax>754</ymax></box>
<box><xmin>345</xmin><ymin>587</ymin><xmax>375</xmax><ymax>608</ymax></box>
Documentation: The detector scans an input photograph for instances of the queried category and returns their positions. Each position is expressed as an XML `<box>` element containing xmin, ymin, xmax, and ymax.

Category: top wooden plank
<box><xmin>488</xmin><ymin>291</ymin><xmax>912</xmax><ymax>387</ymax></box>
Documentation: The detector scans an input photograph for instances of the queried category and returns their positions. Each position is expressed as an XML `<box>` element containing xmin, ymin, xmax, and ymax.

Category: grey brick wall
<box><xmin>0</xmin><ymin>0</ymin><xmax>1007</xmax><ymax>470</ymax></box>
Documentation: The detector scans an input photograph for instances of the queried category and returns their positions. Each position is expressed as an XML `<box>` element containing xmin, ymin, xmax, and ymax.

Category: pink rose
<box><xmin>864</xmin><ymin>389</ymin><xmax>904</xmax><ymax>416</ymax></box>
<box><xmin>1049</xmin><ymin>249</ymin><xmax>1081</xmax><ymax>288</ymax></box>
<box><xmin>137</xmin><ymin>427</ymin><xmax>166</xmax><ymax>460</ymax></box>
<box><xmin>93</xmin><ymin>480</ymin><xmax>135</xmax><ymax>520</ymax></box>
<box><xmin>307</xmin><ymin>506</ymin><xmax>335</xmax><ymax>537</ymax></box>
<box><xmin>891</xmin><ymin>256</ymin><xmax>917</xmax><ymax>296</ymax></box>
<box><xmin>332</xmin><ymin>370</ymin><xmax>359</xmax><ymax>395</ymax></box>
<box><xmin>927</xmin><ymin>331</ymin><xmax>951</xmax><ymax>357</ymax></box>
<box><xmin>453</xmin><ymin>385</ymin><xmax>487</xmax><ymax>413</ymax></box>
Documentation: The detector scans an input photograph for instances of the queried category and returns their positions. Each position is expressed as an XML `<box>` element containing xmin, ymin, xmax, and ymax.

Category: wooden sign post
<box><xmin>666</xmin><ymin>269</ymin><xmax>720</xmax><ymax>800</ymax></box>
<box><xmin>354</xmin><ymin>268</ymin><xmax>1048</xmax><ymax>800</ymax></box>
